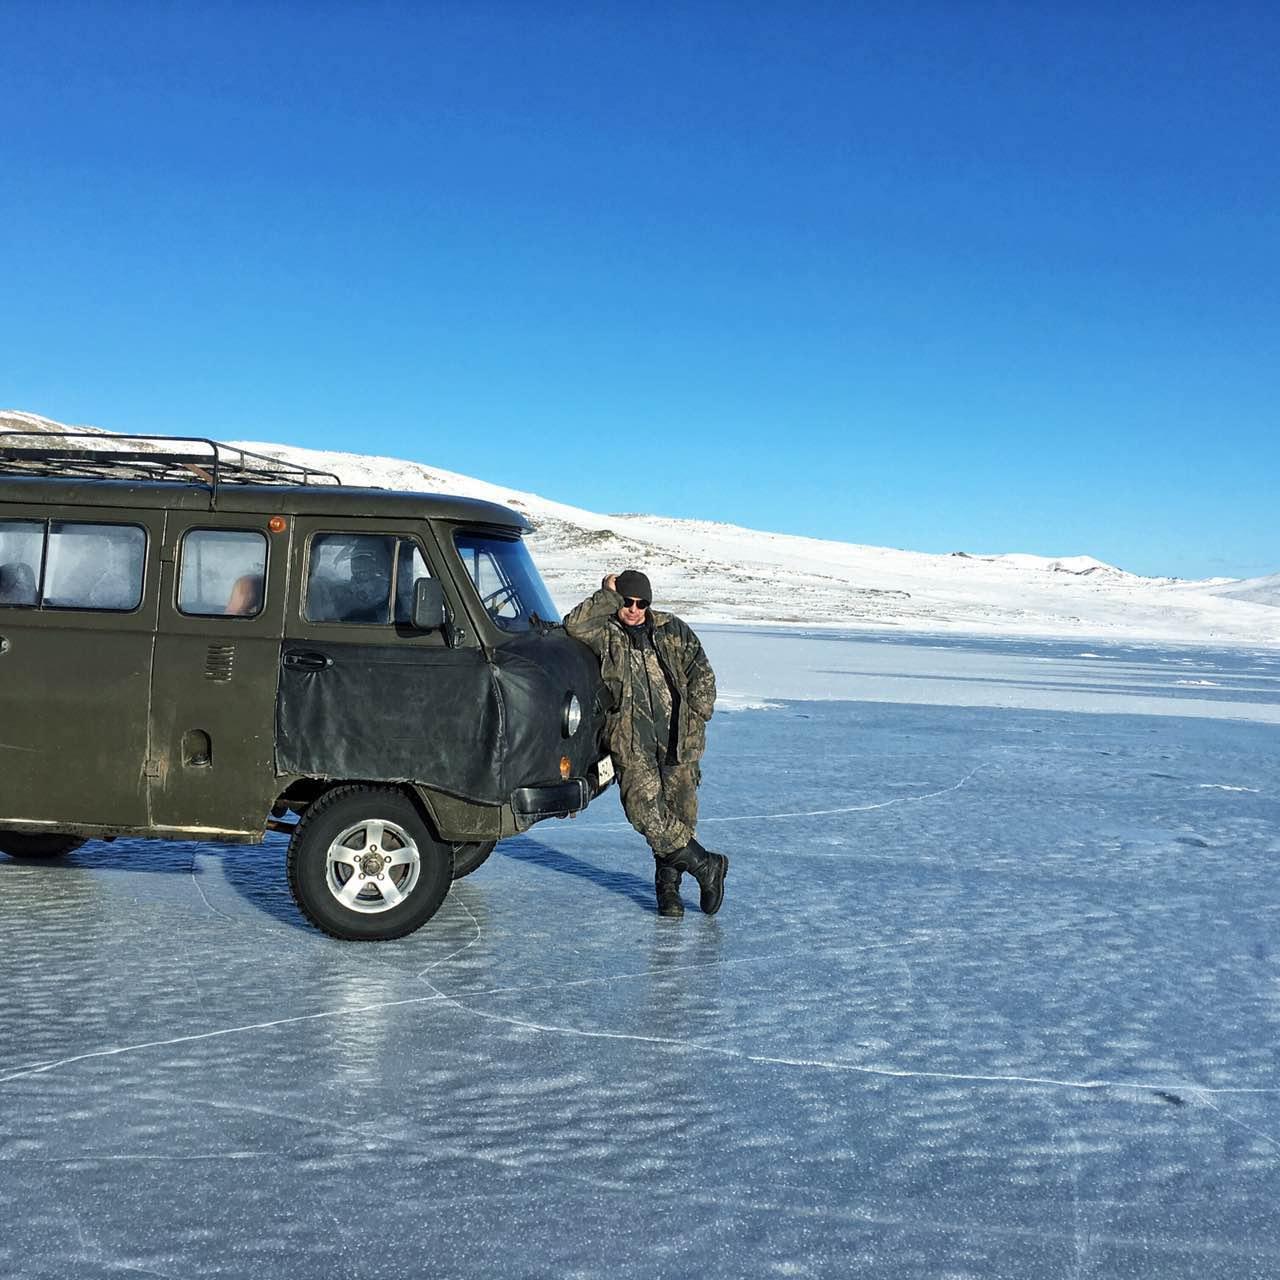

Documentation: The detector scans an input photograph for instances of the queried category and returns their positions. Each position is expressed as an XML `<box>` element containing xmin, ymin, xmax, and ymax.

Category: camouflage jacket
<box><xmin>563</xmin><ymin>587</ymin><xmax>716</xmax><ymax>765</ymax></box>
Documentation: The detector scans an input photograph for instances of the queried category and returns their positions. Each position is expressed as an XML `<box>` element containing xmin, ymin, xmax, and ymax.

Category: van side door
<box><xmin>276</xmin><ymin>517</ymin><xmax>498</xmax><ymax>800</ymax></box>
<box><xmin>147</xmin><ymin>511</ymin><xmax>290</xmax><ymax>836</ymax></box>
<box><xmin>0</xmin><ymin>506</ymin><xmax>161</xmax><ymax>828</ymax></box>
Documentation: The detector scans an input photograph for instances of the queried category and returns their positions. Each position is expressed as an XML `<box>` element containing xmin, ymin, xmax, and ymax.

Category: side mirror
<box><xmin>411</xmin><ymin>578</ymin><xmax>447</xmax><ymax>631</ymax></box>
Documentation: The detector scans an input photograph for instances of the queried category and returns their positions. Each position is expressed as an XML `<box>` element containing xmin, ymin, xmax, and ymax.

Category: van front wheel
<box><xmin>286</xmin><ymin>786</ymin><xmax>452</xmax><ymax>941</ymax></box>
<box><xmin>0</xmin><ymin>833</ymin><xmax>86</xmax><ymax>859</ymax></box>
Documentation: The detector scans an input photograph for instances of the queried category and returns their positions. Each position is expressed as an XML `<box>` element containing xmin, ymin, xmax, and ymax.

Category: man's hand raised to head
<box><xmin>602</xmin><ymin>574</ymin><xmax>618</xmax><ymax>592</ymax></box>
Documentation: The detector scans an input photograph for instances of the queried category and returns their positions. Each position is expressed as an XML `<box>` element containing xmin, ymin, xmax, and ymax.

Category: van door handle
<box><xmin>283</xmin><ymin>650</ymin><xmax>333</xmax><ymax>672</ymax></box>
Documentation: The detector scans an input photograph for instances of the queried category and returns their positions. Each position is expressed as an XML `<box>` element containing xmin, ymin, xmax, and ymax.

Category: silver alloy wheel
<box><xmin>324</xmin><ymin>818</ymin><xmax>421</xmax><ymax>914</ymax></box>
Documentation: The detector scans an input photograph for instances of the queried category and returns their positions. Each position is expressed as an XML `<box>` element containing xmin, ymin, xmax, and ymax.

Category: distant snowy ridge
<box><xmin>0</xmin><ymin>409</ymin><xmax>108</xmax><ymax>438</ymax></box>
<box><xmin>3</xmin><ymin>409</ymin><xmax>1278</xmax><ymax>647</ymax></box>
<box><xmin>954</xmin><ymin>551</ymin><xmax>1144</xmax><ymax>579</ymax></box>
<box><xmin>1200</xmin><ymin>572</ymin><xmax>1280</xmax><ymax>609</ymax></box>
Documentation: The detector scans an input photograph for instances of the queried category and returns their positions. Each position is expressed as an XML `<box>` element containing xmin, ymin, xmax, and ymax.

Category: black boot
<box><xmin>667</xmin><ymin>839</ymin><xmax>728</xmax><ymax>915</ymax></box>
<box><xmin>654</xmin><ymin>857</ymin><xmax>684</xmax><ymax>918</ymax></box>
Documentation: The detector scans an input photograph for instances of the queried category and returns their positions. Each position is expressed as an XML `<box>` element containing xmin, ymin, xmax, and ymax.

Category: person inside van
<box><xmin>341</xmin><ymin>549</ymin><xmax>391</xmax><ymax>623</ymax></box>
<box><xmin>0</xmin><ymin>561</ymin><xmax>37</xmax><ymax>606</ymax></box>
<box><xmin>226</xmin><ymin>573</ymin><xmax>264</xmax><ymax>616</ymax></box>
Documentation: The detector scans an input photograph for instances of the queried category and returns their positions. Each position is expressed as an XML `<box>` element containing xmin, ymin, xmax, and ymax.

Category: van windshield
<box><xmin>453</xmin><ymin>531</ymin><xmax>559</xmax><ymax>632</ymax></box>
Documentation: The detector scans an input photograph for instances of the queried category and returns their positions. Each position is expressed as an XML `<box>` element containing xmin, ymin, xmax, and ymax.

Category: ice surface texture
<box><xmin>2</xmin><ymin>633</ymin><xmax>1279</xmax><ymax>1278</ymax></box>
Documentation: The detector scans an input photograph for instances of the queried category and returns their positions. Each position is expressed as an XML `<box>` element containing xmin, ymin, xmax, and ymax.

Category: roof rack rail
<box><xmin>0</xmin><ymin>431</ymin><xmax>343</xmax><ymax>505</ymax></box>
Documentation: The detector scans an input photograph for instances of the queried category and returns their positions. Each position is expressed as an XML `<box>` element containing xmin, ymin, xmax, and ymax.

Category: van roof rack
<box><xmin>0</xmin><ymin>430</ymin><xmax>343</xmax><ymax>503</ymax></box>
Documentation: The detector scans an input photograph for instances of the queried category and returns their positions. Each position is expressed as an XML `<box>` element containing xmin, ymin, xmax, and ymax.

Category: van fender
<box><xmin>406</xmin><ymin>783</ymin><xmax>504</xmax><ymax>845</ymax></box>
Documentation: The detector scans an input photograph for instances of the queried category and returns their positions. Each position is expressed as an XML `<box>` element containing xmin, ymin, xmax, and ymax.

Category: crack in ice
<box><xmin>1197</xmin><ymin>1090</ymin><xmax>1280</xmax><ymax>1158</ymax></box>
<box><xmin>590</xmin><ymin>764</ymin><xmax>986</xmax><ymax>828</ymax></box>
<box><xmin>419</xmin><ymin>896</ymin><xmax>1280</xmax><ymax>1101</ymax></box>
<box><xmin>8</xmin><ymin>942</ymin><xmax>1276</xmax><ymax>1101</ymax></box>
<box><xmin>6</xmin><ymin>995</ymin><xmax>1276</xmax><ymax>1101</ymax></box>
<box><xmin>418</xmin><ymin>991</ymin><xmax>1280</xmax><ymax>1098</ymax></box>
<box><xmin>188</xmin><ymin>847</ymin><xmax>236</xmax><ymax>922</ymax></box>
<box><xmin>0</xmin><ymin>927</ymin><xmax>829</xmax><ymax>1084</ymax></box>
<box><xmin>6</xmin><ymin>871</ymin><xmax>1275</xmax><ymax>1105</ymax></box>
<box><xmin>0</xmin><ymin>995</ymin><xmax>449</xmax><ymax>1084</ymax></box>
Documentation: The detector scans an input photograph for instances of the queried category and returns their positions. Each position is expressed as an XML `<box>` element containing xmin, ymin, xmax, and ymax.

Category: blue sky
<box><xmin>2</xmin><ymin>1</ymin><xmax>1276</xmax><ymax>579</ymax></box>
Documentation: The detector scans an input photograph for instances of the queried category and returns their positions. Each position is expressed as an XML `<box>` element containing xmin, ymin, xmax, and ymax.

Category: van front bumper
<box><xmin>511</xmin><ymin>779</ymin><xmax>591</xmax><ymax>823</ymax></box>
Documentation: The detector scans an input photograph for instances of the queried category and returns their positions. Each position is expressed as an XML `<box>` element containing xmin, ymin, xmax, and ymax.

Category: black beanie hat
<box><xmin>615</xmin><ymin>569</ymin><xmax>652</xmax><ymax>604</ymax></box>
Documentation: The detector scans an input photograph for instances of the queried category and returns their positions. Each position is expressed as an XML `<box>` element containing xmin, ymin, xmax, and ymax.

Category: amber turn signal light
<box><xmin>559</xmin><ymin>756</ymin><xmax>571</xmax><ymax>780</ymax></box>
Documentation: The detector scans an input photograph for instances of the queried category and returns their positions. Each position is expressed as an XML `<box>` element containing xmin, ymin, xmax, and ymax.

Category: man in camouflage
<box><xmin>564</xmin><ymin>569</ymin><xmax>728</xmax><ymax>917</ymax></box>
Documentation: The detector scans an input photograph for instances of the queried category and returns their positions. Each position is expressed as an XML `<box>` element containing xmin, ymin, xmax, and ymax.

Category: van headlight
<box><xmin>562</xmin><ymin>693</ymin><xmax>582</xmax><ymax>738</ymax></box>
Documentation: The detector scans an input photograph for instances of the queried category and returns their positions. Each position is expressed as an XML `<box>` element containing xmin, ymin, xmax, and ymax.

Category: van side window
<box><xmin>44</xmin><ymin>522</ymin><xmax>146</xmax><ymax>611</ymax></box>
<box><xmin>178</xmin><ymin>529</ymin><xmax>269</xmax><ymax>618</ymax></box>
<box><xmin>306</xmin><ymin>533</ymin><xmax>433</xmax><ymax>626</ymax></box>
<box><xmin>0</xmin><ymin>520</ymin><xmax>44</xmax><ymax>607</ymax></box>
<box><xmin>306</xmin><ymin>533</ymin><xmax>395</xmax><ymax>624</ymax></box>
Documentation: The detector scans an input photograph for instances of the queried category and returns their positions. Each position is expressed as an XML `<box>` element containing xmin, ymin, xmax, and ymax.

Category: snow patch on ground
<box><xmin>702</xmin><ymin>627</ymin><xmax>1280</xmax><ymax>725</ymax></box>
<box><xmin>715</xmin><ymin>694</ymin><xmax>785</xmax><ymax>712</ymax></box>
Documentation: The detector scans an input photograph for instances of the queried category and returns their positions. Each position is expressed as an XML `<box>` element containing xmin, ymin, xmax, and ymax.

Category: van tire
<box><xmin>0</xmin><ymin>833</ymin><xmax>86</xmax><ymax>859</ymax></box>
<box><xmin>451</xmin><ymin>840</ymin><xmax>497</xmax><ymax>880</ymax></box>
<box><xmin>286</xmin><ymin>785</ymin><xmax>452</xmax><ymax>941</ymax></box>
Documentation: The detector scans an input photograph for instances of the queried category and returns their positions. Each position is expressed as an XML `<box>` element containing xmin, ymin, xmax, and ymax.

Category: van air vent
<box><xmin>204</xmin><ymin>644</ymin><xmax>236</xmax><ymax>683</ymax></box>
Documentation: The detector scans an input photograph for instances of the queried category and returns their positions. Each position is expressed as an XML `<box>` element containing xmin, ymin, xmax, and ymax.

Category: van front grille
<box><xmin>204</xmin><ymin>644</ymin><xmax>236</xmax><ymax>683</ymax></box>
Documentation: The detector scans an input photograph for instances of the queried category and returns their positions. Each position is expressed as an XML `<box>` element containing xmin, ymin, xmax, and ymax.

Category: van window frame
<box><xmin>301</xmin><ymin>529</ymin><xmax>438</xmax><ymax>629</ymax></box>
<box><xmin>451</xmin><ymin>527</ymin><xmax>559</xmax><ymax>634</ymax></box>
<box><xmin>0</xmin><ymin>517</ymin><xmax>149</xmax><ymax>615</ymax></box>
<box><xmin>0</xmin><ymin>517</ymin><xmax>45</xmax><ymax>608</ymax></box>
<box><xmin>176</xmin><ymin>526</ymin><xmax>270</xmax><ymax>620</ymax></box>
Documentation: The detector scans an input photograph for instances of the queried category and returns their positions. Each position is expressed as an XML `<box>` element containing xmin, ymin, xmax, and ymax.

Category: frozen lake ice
<box><xmin>2</xmin><ymin>629</ymin><xmax>1279</xmax><ymax>1278</ymax></box>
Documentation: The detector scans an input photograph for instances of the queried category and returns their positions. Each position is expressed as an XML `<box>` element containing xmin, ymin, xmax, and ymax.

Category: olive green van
<box><xmin>0</xmin><ymin>432</ymin><xmax>612</xmax><ymax>940</ymax></box>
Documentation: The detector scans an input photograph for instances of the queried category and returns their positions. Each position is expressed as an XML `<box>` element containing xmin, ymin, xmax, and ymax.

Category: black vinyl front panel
<box><xmin>275</xmin><ymin>632</ymin><xmax>606</xmax><ymax>805</ymax></box>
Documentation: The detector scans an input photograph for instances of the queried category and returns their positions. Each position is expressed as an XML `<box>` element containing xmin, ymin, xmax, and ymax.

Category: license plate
<box><xmin>595</xmin><ymin>755</ymin><xmax>615</xmax><ymax>786</ymax></box>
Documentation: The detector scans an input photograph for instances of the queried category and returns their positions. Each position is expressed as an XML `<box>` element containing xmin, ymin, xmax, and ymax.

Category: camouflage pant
<box><xmin>616</xmin><ymin>755</ymin><xmax>700</xmax><ymax>858</ymax></box>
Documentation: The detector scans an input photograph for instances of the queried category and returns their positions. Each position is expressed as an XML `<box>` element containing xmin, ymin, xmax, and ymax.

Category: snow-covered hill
<box><xmin>3</xmin><ymin>409</ymin><xmax>1277</xmax><ymax>646</ymax></box>
<box><xmin>0</xmin><ymin>409</ymin><xmax>105</xmax><ymax>439</ymax></box>
<box><xmin>1199</xmin><ymin>572</ymin><xmax>1280</xmax><ymax>609</ymax></box>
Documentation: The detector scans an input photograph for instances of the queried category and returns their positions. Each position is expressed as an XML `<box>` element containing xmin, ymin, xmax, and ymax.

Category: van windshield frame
<box><xmin>453</xmin><ymin>530</ymin><xmax>559</xmax><ymax>633</ymax></box>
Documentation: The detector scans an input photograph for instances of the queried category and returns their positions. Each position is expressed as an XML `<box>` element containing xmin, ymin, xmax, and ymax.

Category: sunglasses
<box><xmin>621</xmin><ymin>597</ymin><xmax>650</xmax><ymax>609</ymax></box>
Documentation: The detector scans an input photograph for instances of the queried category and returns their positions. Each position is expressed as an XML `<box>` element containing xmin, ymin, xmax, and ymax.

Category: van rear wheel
<box><xmin>286</xmin><ymin>786</ymin><xmax>452</xmax><ymax>941</ymax></box>
<box><xmin>0</xmin><ymin>833</ymin><xmax>86</xmax><ymax>859</ymax></box>
<box><xmin>451</xmin><ymin>840</ymin><xmax>496</xmax><ymax>880</ymax></box>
